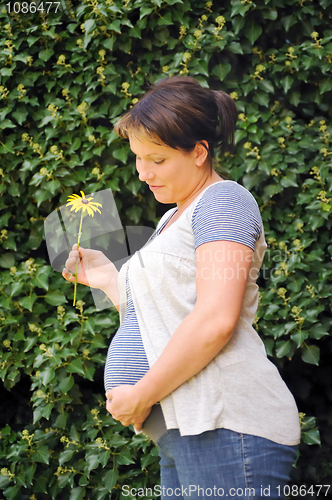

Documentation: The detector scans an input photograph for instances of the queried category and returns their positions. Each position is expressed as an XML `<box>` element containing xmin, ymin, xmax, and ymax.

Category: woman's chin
<box><xmin>152</xmin><ymin>192</ymin><xmax>171</xmax><ymax>203</ymax></box>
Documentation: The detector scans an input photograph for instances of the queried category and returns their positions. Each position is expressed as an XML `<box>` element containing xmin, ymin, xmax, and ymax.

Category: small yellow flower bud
<box><xmin>182</xmin><ymin>52</ymin><xmax>191</xmax><ymax>63</ymax></box>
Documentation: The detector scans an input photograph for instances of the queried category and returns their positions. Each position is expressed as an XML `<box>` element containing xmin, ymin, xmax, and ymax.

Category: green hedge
<box><xmin>0</xmin><ymin>0</ymin><xmax>331</xmax><ymax>498</ymax></box>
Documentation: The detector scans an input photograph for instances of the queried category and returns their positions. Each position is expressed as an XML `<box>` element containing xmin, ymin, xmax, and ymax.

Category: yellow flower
<box><xmin>66</xmin><ymin>191</ymin><xmax>102</xmax><ymax>217</ymax></box>
<box><xmin>65</xmin><ymin>191</ymin><xmax>103</xmax><ymax>306</ymax></box>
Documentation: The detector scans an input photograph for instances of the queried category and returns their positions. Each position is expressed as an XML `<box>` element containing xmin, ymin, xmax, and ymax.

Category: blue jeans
<box><xmin>155</xmin><ymin>428</ymin><xmax>298</xmax><ymax>500</ymax></box>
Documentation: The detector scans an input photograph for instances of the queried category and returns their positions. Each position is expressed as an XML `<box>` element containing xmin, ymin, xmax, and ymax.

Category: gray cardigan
<box><xmin>117</xmin><ymin>181</ymin><xmax>301</xmax><ymax>446</ymax></box>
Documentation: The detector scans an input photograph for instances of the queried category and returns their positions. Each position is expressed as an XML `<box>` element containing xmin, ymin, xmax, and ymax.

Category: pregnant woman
<box><xmin>63</xmin><ymin>76</ymin><xmax>301</xmax><ymax>499</ymax></box>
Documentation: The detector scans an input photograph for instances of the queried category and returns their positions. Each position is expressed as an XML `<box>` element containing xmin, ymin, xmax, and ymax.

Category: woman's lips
<box><xmin>149</xmin><ymin>185</ymin><xmax>164</xmax><ymax>190</ymax></box>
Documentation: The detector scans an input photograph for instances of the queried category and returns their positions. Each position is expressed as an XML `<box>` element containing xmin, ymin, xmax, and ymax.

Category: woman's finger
<box><xmin>62</xmin><ymin>268</ymin><xmax>71</xmax><ymax>277</ymax></box>
<box><xmin>120</xmin><ymin>420</ymin><xmax>131</xmax><ymax>427</ymax></box>
<box><xmin>72</xmin><ymin>243</ymin><xmax>84</xmax><ymax>251</ymax></box>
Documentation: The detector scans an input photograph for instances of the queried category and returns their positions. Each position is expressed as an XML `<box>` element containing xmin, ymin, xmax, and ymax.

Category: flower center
<box><xmin>81</xmin><ymin>199</ymin><xmax>89</xmax><ymax>204</ymax></box>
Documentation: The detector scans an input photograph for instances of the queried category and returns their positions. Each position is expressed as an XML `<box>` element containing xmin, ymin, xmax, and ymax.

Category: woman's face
<box><xmin>129</xmin><ymin>135</ymin><xmax>210</xmax><ymax>208</ymax></box>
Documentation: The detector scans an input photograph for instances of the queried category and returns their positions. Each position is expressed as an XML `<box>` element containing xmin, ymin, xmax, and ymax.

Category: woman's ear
<box><xmin>195</xmin><ymin>140</ymin><xmax>209</xmax><ymax>166</ymax></box>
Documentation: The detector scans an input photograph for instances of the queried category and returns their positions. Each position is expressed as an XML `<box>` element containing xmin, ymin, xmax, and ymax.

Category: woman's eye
<box><xmin>135</xmin><ymin>156</ymin><xmax>164</xmax><ymax>164</ymax></box>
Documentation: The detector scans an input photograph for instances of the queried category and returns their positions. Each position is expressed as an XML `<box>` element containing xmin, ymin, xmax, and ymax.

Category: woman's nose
<box><xmin>137</xmin><ymin>162</ymin><xmax>154</xmax><ymax>182</ymax></box>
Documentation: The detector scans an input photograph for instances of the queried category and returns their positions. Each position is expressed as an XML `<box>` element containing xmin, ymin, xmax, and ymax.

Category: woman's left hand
<box><xmin>105</xmin><ymin>385</ymin><xmax>152</xmax><ymax>431</ymax></box>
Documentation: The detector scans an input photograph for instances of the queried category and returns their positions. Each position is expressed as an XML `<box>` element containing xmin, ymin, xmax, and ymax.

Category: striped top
<box><xmin>104</xmin><ymin>180</ymin><xmax>262</xmax><ymax>392</ymax></box>
<box><xmin>104</xmin><ymin>267</ymin><xmax>150</xmax><ymax>391</ymax></box>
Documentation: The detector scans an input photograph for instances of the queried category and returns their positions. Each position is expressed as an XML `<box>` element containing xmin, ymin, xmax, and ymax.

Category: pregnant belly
<box><xmin>104</xmin><ymin>315</ymin><xmax>150</xmax><ymax>392</ymax></box>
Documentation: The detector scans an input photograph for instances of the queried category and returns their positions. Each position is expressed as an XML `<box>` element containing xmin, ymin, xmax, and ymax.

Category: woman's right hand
<box><xmin>62</xmin><ymin>244</ymin><xmax>117</xmax><ymax>293</ymax></box>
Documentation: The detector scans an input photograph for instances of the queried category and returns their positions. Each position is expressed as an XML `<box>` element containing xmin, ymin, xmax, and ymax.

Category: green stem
<box><xmin>73</xmin><ymin>210</ymin><xmax>84</xmax><ymax>306</ymax></box>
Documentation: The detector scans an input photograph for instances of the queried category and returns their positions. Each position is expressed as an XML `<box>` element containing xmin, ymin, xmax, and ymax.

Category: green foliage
<box><xmin>0</xmin><ymin>0</ymin><xmax>331</xmax><ymax>497</ymax></box>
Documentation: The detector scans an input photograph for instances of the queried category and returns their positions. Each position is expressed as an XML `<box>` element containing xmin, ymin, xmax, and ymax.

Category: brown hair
<box><xmin>113</xmin><ymin>75</ymin><xmax>238</xmax><ymax>173</ymax></box>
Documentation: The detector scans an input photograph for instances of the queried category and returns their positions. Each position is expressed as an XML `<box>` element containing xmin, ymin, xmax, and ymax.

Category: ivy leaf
<box><xmin>67</xmin><ymin>358</ymin><xmax>85</xmax><ymax>377</ymax></box>
<box><xmin>310</xmin><ymin>324</ymin><xmax>330</xmax><ymax>340</ymax></box>
<box><xmin>2</xmin><ymin>484</ymin><xmax>21</xmax><ymax>498</ymax></box>
<box><xmin>31</xmin><ymin>268</ymin><xmax>50</xmax><ymax>291</ymax></box>
<box><xmin>112</xmin><ymin>146</ymin><xmax>129</xmax><ymax>163</ymax></box>
<box><xmin>117</xmin><ymin>446</ymin><xmax>135</xmax><ymax>465</ymax></box>
<box><xmin>264</xmin><ymin>8</ymin><xmax>278</xmax><ymax>20</ymax></box>
<box><xmin>275</xmin><ymin>340</ymin><xmax>292</xmax><ymax>358</ymax></box>
<box><xmin>245</xmin><ymin>23</ymin><xmax>262</xmax><ymax>44</ymax></box>
<box><xmin>56</xmin><ymin>412</ymin><xmax>69</xmax><ymax>430</ymax></box>
<box><xmin>102</xmin><ymin>469</ymin><xmax>119</xmax><ymax>492</ymax></box>
<box><xmin>319</xmin><ymin>78</ymin><xmax>332</xmax><ymax>94</ymax></box>
<box><xmin>231</xmin><ymin>2</ymin><xmax>251</xmax><ymax>17</ymax></box>
<box><xmin>25</xmin><ymin>464</ymin><xmax>37</xmax><ymax>485</ymax></box>
<box><xmin>84</xmin><ymin>20</ymin><xmax>96</xmax><ymax>36</ymax></box>
<box><xmin>44</xmin><ymin>289</ymin><xmax>67</xmax><ymax>306</ymax></box>
<box><xmin>139</xmin><ymin>6</ymin><xmax>154</xmax><ymax>19</ymax></box>
<box><xmin>39</xmin><ymin>49</ymin><xmax>55</xmax><ymax>61</ymax></box>
<box><xmin>301</xmin><ymin>345</ymin><xmax>320</xmax><ymax>366</ymax></box>
<box><xmin>0</xmin><ymin>476</ymin><xmax>11</xmax><ymax>489</ymax></box>
<box><xmin>234</xmin><ymin>129</ymin><xmax>247</xmax><ymax>145</ymax></box>
<box><xmin>33</xmin><ymin>189</ymin><xmax>52</xmax><ymax>207</ymax></box>
<box><xmin>158</xmin><ymin>12</ymin><xmax>173</xmax><ymax>25</ymax></box>
<box><xmin>257</xmin><ymin>80</ymin><xmax>274</xmax><ymax>93</ymax></box>
<box><xmin>31</xmin><ymin>445</ymin><xmax>50</xmax><ymax>464</ymax></box>
<box><xmin>281</xmin><ymin>76</ymin><xmax>293</xmax><ymax>93</ymax></box>
<box><xmin>0</xmin><ymin>119</ymin><xmax>15</xmax><ymax>129</ymax></box>
<box><xmin>59</xmin><ymin>450</ymin><xmax>75</xmax><ymax>466</ymax></box>
<box><xmin>253</xmin><ymin>92</ymin><xmax>269</xmax><ymax>107</ymax></box>
<box><xmin>0</xmin><ymin>253</ymin><xmax>15</xmax><ymax>268</ymax></box>
<box><xmin>104</xmin><ymin>35</ymin><xmax>116</xmax><ymax>50</ymax></box>
<box><xmin>212</xmin><ymin>63</ymin><xmax>231</xmax><ymax>81</ymax></box>
<box><xmin>126</xmin><ymin>205</ymin><xmax>142</xmax><ymax>225</ymax></box>
<box><xmin>58</xmin><ymin>376</ymin><xmax>74</xmax><ymax>394</ymax></box>
<box><xmin>302</xmin><ymin>428</ymin><xmax>321</xmax><ymax>446</ymax></box>
<box><xmin>228</xmin><ymin>42</ymin><xmax>243</xmax><ymax>54</ymax></box>
<box><xmin>281</xmin><ymin>14</ymin><xmax>297</xmax><ymax>31</ymax></box>
<box><xmin>69</xmin><ymin>487</ymin><xmax>86</xmax><ymax>500</ymax></box>
<box><xmin>85</xmin><ymin>454</ymin><xmax>100</xmax><ymax>473</ymax></box>
<box><xmin>19</xmin><ymin>293</ymin><xmax>37</xmax><ymax>312</ymax></box>
<box><xmin>291</xmin><ymin>330</ymin><xmax>308</xmax><ymax>349</ymax></box>
<box><xmin>40</xmin><ymin>367</ymin><xmax>56</xmax><ymax>386</ymax></box>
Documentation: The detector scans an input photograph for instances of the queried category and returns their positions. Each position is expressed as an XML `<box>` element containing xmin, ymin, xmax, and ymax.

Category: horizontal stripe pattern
<box><xmin>104</xmin><ymin>268</ymin><xmax>150</xmax><ymax>391</ymax></box>
<box><xmin>192</xmin><ymin>181</ymin><xmax>262</xmax><ymax>251</ymax></box>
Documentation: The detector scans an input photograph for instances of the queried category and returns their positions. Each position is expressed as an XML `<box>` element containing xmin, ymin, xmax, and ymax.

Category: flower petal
<box><xmin>92</xmin><ymin>206</ymin><xmax>102</xmax><ymax>215</ymax></box>
<box><xmin>66</xmin><ymin>200</ymin><xmax>81</xmax><ymax>209</ymax></box>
